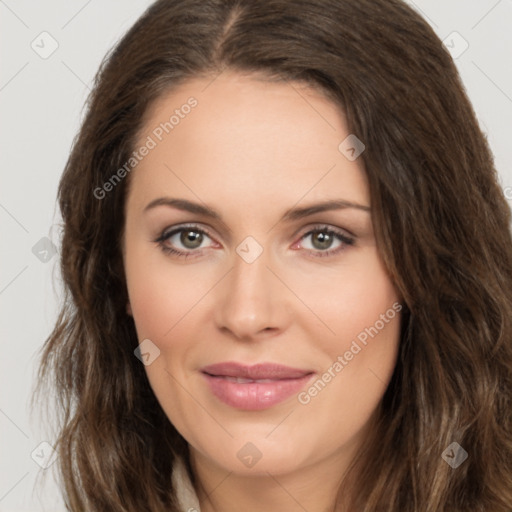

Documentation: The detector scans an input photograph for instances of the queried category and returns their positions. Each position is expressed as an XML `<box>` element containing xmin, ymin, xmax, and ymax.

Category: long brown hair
<box><xmin>34</xmin><ymin>0</ymin><xmax>512</xmax><ymax>510</ymax></box>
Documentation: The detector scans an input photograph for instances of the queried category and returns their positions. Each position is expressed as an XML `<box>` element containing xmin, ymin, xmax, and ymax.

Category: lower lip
<box><xmin>202</xmin><ymin>373</ymin><xmax>314</xmax><ymax>410</ymax></box>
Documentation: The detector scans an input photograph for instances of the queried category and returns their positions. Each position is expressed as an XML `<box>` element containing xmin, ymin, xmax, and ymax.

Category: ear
<box><xmin>126</xmin><ymin>302</ymin><xmax>133</xmax><ymax>316</ymax></box>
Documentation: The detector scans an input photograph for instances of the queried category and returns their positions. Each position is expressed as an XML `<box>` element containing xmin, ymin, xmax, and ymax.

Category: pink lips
<box><xmin>201</xmin><ymin>362</ymin><xmax>315</xmax><ymax>410</ymax></box>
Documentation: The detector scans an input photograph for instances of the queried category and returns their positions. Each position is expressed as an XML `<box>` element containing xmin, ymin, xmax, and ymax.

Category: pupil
<box><xmin>313</xmin><ymin>231</ymin><xmax>332</xmax><ymax>250</ymax></box>
<box><xmin>181</xmin><ymin>230</ymin><xmax>203</xmax><ymax>249</ymax></box>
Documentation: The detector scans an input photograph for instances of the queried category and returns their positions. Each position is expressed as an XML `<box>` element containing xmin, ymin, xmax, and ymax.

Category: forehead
<box><xmin>126</xmin><ymin>71</ymin><xmax>369</xmax><ymax>216</ymax></box>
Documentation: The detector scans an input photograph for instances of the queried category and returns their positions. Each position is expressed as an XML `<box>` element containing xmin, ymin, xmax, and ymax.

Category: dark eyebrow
<box><xmin>144</xmin><ymin>197</ymin><xmax>222</xmax><ymax>219</ymax></box>
<box><xmin>143</xmin><ymin>197</ymin><xmax>371</xmax><ymax>223</ymax></box>
<box><xmin>281</xmin><ymin>199</ymin><xmax>370</xmax><ymax>221</ymax></box>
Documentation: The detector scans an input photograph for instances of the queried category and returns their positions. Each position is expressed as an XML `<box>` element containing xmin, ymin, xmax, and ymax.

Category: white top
<box><xmin>172</xmin><ymin>456</ymin><xmax>202</xmax><ymax>512</ymax></box>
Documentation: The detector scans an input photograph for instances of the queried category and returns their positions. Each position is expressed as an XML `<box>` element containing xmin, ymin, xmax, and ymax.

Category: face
<box><xmin>123</xmin><ymin>71</ymin><xmax>402</xmax><ymax>478</ymax></box>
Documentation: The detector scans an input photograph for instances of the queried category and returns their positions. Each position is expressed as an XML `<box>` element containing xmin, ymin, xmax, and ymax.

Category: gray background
<box><xmin>1</xmin><ymin>1</ymin><xmax>511</xmax><ymax>510</ymax></box>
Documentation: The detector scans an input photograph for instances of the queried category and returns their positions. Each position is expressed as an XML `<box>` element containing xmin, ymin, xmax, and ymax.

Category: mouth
<box><xmin>200</xmin><ymin>362</ymin><xmax>315</xmax><ymax>410</ymax></box>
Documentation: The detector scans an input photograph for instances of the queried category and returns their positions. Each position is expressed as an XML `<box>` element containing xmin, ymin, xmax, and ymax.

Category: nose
<box><xmin>214</xmin><ymin>247</ymin><xmax>290</xmax><ymax>341</ymax></box>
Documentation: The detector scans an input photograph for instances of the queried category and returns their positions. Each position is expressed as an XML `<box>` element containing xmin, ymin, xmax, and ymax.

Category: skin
<box><xmin>122</xmin><ymin>71</ymin><xmax>402</xmax><ymax>512</ymax></box>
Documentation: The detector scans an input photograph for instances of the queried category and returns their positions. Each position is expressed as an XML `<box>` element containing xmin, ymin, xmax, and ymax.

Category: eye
<box><xmin>154</xmin><ymin>223</ymin><xmax>355</xmax><ymax>260</ymax></box>
<box><xmin>296</xmin><ymin>225</ymin><xmax>355</xmax><ymax>257</ymax></box>
<box><xmin>154</xmin><ymin>224</ymin><xmax>217</xmax><ymax>258</ymax></box>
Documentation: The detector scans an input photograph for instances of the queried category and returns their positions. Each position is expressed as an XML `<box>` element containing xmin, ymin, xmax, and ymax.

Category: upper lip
<box><xmin>201</xmin><ymin>361</ymin><xmax>314</xmax><ymax>380</ymax></box>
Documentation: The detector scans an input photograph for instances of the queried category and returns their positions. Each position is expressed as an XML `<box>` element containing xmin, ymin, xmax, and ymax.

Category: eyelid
<box><xmin>292</xmin><ymin>224</ymin><xmax>355</xmax><ymax>254</ymax></box>
<box><xmin>153</xmin><ymin>223</ymin><xmax>218</xmax><ymax>260</ymax></box>
<box><xmin>293</xmin><ymin>222</ymin><xmax>356</xmax><ymax>240</ymax></box>
<box><xmin>156</xmin><ymin>224</ymin><xmax>216</xmax><ymax>247</ymax></box>
<box><xmin>154</xmin><ymin>223</ymin><xmax>217</xmax><ymax>246</ymax></box>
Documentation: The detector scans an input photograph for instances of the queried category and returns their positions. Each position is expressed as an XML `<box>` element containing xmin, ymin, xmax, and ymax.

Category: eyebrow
<box><xmin>143</xmin><ymin>197</ymin><xmax>371</xmax><ymax>223</ymax></box>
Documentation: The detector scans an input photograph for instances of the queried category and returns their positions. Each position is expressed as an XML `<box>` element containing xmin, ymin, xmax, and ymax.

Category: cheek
<box><xmin>295</xmin><ymin>250</ymin><xmax>401</xmax><ymax>403</ymax></box>
<box><xmin>293</xmin><ymin>249</ymin><xmax>400</xmax><ymax>350</ymax></box>
<box><xmin>124</xmin><ymin>249</ymin><xmax>200</xmax><ymax>416</ymax></box>
<box><xmin>124</xmin><ymin>242</ymin><xmax>207</xmax><ymax>340</ymax></box>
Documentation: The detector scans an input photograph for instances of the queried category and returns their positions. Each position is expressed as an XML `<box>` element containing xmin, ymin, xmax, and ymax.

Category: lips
<box><xmin>200</xmin><ymin>362</ymin><xmax>315</xmax><ymax>410</ymax></box>
<box><xmin>202</xmin><ymin>361</ymin><xmax>312</xmax><ymax>380</ymax></box>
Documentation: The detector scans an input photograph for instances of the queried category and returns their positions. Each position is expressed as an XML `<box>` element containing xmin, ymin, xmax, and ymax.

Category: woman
<box><xmin>34</xmin><ymin>0</ymin><xmax>512</xmax><ymax>510</ymax></box>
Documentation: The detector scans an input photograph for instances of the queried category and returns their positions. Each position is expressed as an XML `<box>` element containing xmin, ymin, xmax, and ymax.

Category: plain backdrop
<box><xmin>1</xmin><ymin>1</ymin><xmax>511</xmax><ymax>510</ymax></box>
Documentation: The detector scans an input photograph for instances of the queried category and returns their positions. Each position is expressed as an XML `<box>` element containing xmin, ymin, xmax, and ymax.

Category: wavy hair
<box><xmin>34</xmin><ymin>0</ymin><xmax>512</xmax><ymax>510</ymax></box>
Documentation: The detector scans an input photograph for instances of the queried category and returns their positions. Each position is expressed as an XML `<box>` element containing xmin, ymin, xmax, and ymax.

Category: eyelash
<box><xmin>154</xmin><ymin>223</ymin><xmax>355</xmax><ymax>259</ymax></box>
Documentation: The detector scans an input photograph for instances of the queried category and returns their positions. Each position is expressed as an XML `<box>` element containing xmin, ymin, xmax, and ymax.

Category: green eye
<box><xmin>300</xmin><ymin>227</ymin><xmax>354</xmax><ymax>257</ymax></box>
<box><xmin>180</xmin><ymin>230</ymin><xmax>204</xmax><ymax>249</ymax></box>
<box><xmin>310</xmin><ymin>231</ymin><xmax>336</xmax><ymax>250</ymax></box>
<box><xmin>155</xmin><ymin>224</ymin><xmax>214</xmax><ymax>258</ymax></box>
